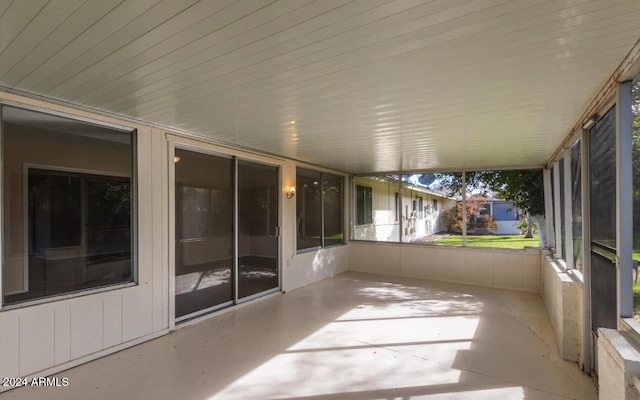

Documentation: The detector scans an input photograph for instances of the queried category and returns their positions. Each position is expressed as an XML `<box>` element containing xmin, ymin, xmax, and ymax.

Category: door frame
<box><xmin>582</xmin><ymin>82</ymin><xmax>634</xmax><ymax>377</ymax></box>
<box><xmin>167</xmin><ymin>134</ymin><xmax>285</xmax><ymax>329</ymax></box>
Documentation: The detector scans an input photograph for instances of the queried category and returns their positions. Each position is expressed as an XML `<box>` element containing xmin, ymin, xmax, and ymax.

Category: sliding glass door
<box><xmin>174</xmin><ymin>149</ymin><xmax>234</xmax><ymax>319</ymax></box>
<box><xmin>238</xmin><ymin>160</ymin><xmax>279</xmax><ymax>300</ymax></box>
<box><xmin>174</xmin><ymin>147</ymin><xmax>280</xmax><ymax>320</ymax></box>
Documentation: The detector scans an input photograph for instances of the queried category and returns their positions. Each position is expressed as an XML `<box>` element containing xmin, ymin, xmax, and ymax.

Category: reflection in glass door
<box><xmin>174</xmin><ymin>149</ymin><xmax>234</xmax><ymax>320</ymax></box>
<box><xmin>237</xmin><ymin>160</ymin><xmax>279</xmax><ymax>300</ymax></box>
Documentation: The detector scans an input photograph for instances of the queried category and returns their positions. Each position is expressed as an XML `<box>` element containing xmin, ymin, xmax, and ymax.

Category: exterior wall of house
<box><xmin>282</xmin><ymin>160</ymin><xmax>349</xmax><ymax>292</ymax></box>
<box><xmin>0</xmin><ymin>91</ymin><xmax>348</xmax><ymax>391</ymax></box>
<box><xmin>352</xmin><ymin>176</ymin><xmax>454</xmax><ymax>242</ymax></box>
<box><xmin>0</xmin><ymin>92</ymin><xmax>169</xmax><ymax>389</ymax></box>
<box><xmin>348</xmin><ymin>241</ymin><xmax>541</xmax><ymax>292</ymax></box>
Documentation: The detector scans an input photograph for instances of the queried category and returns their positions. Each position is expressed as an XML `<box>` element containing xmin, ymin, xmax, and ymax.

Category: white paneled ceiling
<box><xmin>1</xmin><ymin>0</ymin><xmax>639</xmax><ymax>173</ymax></box>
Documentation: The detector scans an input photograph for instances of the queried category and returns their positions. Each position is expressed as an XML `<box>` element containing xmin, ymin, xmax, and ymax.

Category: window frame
<box><xmin>295</xmin><ymin>167</ymin><xmax>346</xmax><ymax>252</ymax></box>
<box><xmin>0</xmin><ymin>104</ymin><xmax>138</xmax><ymax>310</ymax></box>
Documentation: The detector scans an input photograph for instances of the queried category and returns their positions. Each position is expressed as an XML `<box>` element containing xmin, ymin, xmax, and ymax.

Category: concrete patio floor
<box><xmin>1</xmin><ymin>272</ymin><xmax>596</xmax><ymax>400</ymax></box>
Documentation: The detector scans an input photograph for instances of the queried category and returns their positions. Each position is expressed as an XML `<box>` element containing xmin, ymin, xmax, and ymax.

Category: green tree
<box><xmin>425</xmin><ymin>169</ymin><xmax>545</xmax><ymax>242</ymax></box>
<box><xmin>440</xmin><ymin>195</ymin><xmax>498</xmax><ymax>233</ymax></box>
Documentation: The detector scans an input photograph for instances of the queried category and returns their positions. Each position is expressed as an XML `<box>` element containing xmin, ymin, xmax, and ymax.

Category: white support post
<box><xmin>553</xmin><ymin>162</ymin><xmax>562</xmax><ymax>258</ymax></box>
<box><xmin>543</xmin><ymin>167</ymin><xmax>554</xmax><ymax>249</ymax></box>
<box><xmin>581</xmin><ymin>128</ymin><xmax>593</xmax><ymax>374</ymax></box>
<box><xmin>563</xmin><ymin>151</ymin><xmax>574</xmax><ymax>269</ymax></box>
<box><xmin>617</xmin><ymin>81</ymin><xmax>633</xmax><ymax>318</ymax></box>
<box><xmin>462</xmin><ymin>172</ymin><xmax>467</xmax><ymax>247</ymax></box>
<box><xmin>398</xmin><ymin>176</ymin><xmax>403</xmax><ymax>243</ymax></box>
<box><xmin>0</xmin><ymin>105</ymin><xmax>3</xmax><ymax>310</ymax></box>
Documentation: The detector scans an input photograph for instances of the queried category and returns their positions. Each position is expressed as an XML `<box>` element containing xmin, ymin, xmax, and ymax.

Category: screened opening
<box><xmin>631</xmin><ymin>78</ymin><xmax>640</xmax><ymax>320</ymax></box>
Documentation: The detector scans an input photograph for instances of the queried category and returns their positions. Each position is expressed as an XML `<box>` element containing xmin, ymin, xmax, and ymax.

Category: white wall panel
<box><xmin>507</xmin><ymin>254</ymin><xmax>524</xmax><ymax>289</ymax></box>
<box><xmin>430</xmin><ymin>248</ymin><xmax>445</xmax><ymax>281</ymax></box>
<box><xmin>151</xmin><ymin>128</ymin><xmax>168</xmax><ymax>332</ymax></box>
<box><xmin>19</xmin><ymin>310</ymin><xmax>54</xmax><ymax>375</ymax></box>
<box><xmin>0</xmin><ymin>93</ymin><xmax>166</xmax><ymax>391</ymax></box>
<box><xmin>54</xmin><ymin>307</ymin><xmax>71</xmax><ymax>365</ymax></box>
<box><xmin>450</xmin><ymin>249</ymin><xmax>464</xmax><ymax>282</ymax></box>
<box><xmin>463</xmin><ymin>252</ymin><xmax>480</xmax><ymax>285</ymax></box>
<box><xmin>0</xmin><ymin>316</ymin><xmax>19</xmax><ymax>379</ymax></box>
<box><xmin>523</xmin><ymin>255</ymin><xmax>540</xmax><ymax>292</ymax></box>
<box><xmin>103</xmin><ymin>296</ymin><xmax>123</xmax><ymax>349</ymax></box>
<box><xmin>137</xmin><ymin>126</ymin><xmax>153</xmax><ymax>290</ymax></box>
<box><xmin>541</xmin><ymin>254</ymin><xmax>582</xmax><ymax>362</ymax></box>
<box><xmin>286</xmin><ymin>246</ymin><xmax>348</xmax><ymax>292</ymax></box>
<box><xmin>492</xmin><ymin>253</ymin><xmax>509</xmax><ymax>288</ymax></box>
<box><xmin>478</xmin><ymin>252</ymin><xmax>494</xmax><ymax>287</ymax></box>
<box><xmin>349</xmin><ymin>242</ymin><xmax>541</xmax><ymax>293</ymax></box>
<box><xmin>70</xmin><ymin>300</ymin><xmax>103</xmax><ymax>359</ymax></box>
<box><xmin>122</xmin><ymin>291</ymin><xmax>153</xmax><ymax>342</ymax></box>
<box><xmin>402</xmin><ymin>246</ymin><xmax>420</xmax><ymax>277</ymax></box>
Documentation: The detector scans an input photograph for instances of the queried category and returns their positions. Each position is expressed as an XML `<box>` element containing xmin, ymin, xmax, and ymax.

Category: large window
<box><xmin>2</xmin><ymin>106</ymin><xmax>135</xmax><ymax>306</ymax></box>
<box><xmin>296</xmin><ymin>168</ymin><xmax>344</xmax><ymax>251</ymax></box>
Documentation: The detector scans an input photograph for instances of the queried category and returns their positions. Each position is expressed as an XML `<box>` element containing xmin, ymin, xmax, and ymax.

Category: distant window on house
<box><xmin>432</xmin><ymin>199</ymin><xmax>438</xmax><ymax>211</ymax></box>
<box><xmin>414</xmin><ymin>197</ymin><xmax>423</xmax><ymax>218</ymax></box>
<box><xmin>2</xmin><ymin>106</ymin><xmax>135</xmax><ymax>306</ymax></box>
<box><xmin>492</xmin><ymin>202</ymin><xmax>518</xmax><ymax>221</ymax></box>
<box><xmin>477</xmin><ymin>202</ymin><xmax>491</xmax><ymax>217</ymax></box>
<box><xmin>356</xmin><ymin>185</ymin><xmax>372</xmax><ymax>225</ymax></box>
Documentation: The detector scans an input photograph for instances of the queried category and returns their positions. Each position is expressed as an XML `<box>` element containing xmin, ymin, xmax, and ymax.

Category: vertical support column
<box><xmin>233</xmin><ymin>157</ymin><xmax>239</xmax><ymax>304</ymax></box>
<box><xmin>320</xmin><ymin>173</ymin><xmax>325</xmax><ymax>248</ymax></box>
<box><xmin>462</xmin><ymin>171</ymin><xmax>467</xmax><ymax>247</ymax></box>
<box><xmin>581</xmin><ymin>128</ymin><xmax>592</xmax><ymax>373</ymax></box>
<box><xmin>563</xmin><ymin>151</ymin><xmax>574</xmax><ymax>269</ymax></box>
<box><xmin>543</xmin><ymin>167</ymin><xmax>554</xmax><ymax>249</ymax></box>
<box><xmin>617</xmin><ymin>80</ymin><xmax>633</xmax><ymax>318</ymax></box>
<box><xmin>167</xmin><ymin>138</ymin><xmax>176</xmax><ymax>330</ymax></box>
<box><xmin>398</xmin><ymin>176</ymin><xmax>403</xmax><ymax>243</ymax></box>
<box><xmin>0</xmin><ymin>105</ymin><xmax>4</xmax><ymax>309</ymax></box>
<box><xmin>553</xmin><ymin>162</ymin><xmax>562</xmax><ymax>258</ymax></box>
<box><xmin>349</xmin><ymin>176</ymin><xmax>354</xmax><ymax>243</ymax></box>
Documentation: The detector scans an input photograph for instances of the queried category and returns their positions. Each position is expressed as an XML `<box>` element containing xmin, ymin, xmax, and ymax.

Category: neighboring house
<box><xmin>352</xmin><ymin>176</ymin><xmax>455</xmax><ymax>242</ymax></box>
<box><xmin>453</xmin><ymin>198</ymin><xmax>523</xmax><ymax>235</ymax></box>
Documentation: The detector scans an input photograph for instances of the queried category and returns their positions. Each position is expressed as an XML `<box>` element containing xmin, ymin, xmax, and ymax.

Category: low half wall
<box><xmin>541</xmin><ymin>253</ymin><xmax>583</xmax><ymax>363</ymax></box>
<box><xmin>348</xmin><ymin>241</ymin><xmax>541</xmax><ymax>292</ymax></box>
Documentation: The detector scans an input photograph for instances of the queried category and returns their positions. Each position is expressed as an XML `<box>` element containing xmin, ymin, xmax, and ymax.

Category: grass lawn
<box><xmin>435</xmin><ymin>234</ymin><xmax>540</xmax><ymax>249</ymax></box>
